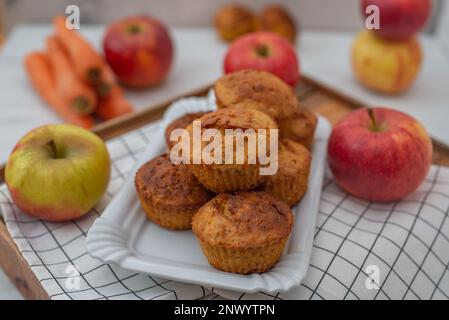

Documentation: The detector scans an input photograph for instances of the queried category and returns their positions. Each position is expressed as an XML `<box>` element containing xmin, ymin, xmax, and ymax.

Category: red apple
<box><xmin>328</xmin><ymin>107</ymin><xmax>432</xmax><ymax>202</ymax></box>
<box><xmin>103</xmin><ymin>15</ymin><xmax>174</xmax><ymax>88</ymax></box>
<box><xmin>224</xmin><ymin>31</ymin><xmax>300</xmax><ymax>87</ymax></box>
<box><xmin>361</xmin><ymin>0</ymin><xmax>431</xmax><ymax>40</ymax></box>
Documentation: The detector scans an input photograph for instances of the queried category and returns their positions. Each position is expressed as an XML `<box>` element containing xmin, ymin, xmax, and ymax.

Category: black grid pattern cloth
<box><xmin>1</xmin><ymin>121</ymin><xmax>449</xmax><ymax>300</ymax></box>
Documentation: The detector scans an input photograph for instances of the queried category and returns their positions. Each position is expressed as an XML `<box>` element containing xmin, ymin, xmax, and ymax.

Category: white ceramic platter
<box><xmin>86</xmin><ymin>93</ymin><xmax>331</xmax><ymax>293</ymax></box>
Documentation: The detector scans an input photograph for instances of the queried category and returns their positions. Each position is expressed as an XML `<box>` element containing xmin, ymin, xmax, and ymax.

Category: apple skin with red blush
<box><xmin>328</xmin><ymin>107</ymin><xmax>432</xmax><ymax>202</ymax></box>
<box><xmin>224</xmin><ymin>31</ymin><xmax>300</xmax><ymax>87</ymax></box>
<box><xmin>103</xmin><ymin>15</ymin><xmax>174</xmax><ymax>88</ymax></box>
<box><xmin>361</xmin><ymin>0</ymin><xmax>431</xmax><ymax>40</ymax></box>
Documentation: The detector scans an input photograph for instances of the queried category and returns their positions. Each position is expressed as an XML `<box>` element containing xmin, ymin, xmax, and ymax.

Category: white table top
<box><xmin>0</xmin><ymin>25</ymin><xmax>448</xmax><ymax>164</ymax></box>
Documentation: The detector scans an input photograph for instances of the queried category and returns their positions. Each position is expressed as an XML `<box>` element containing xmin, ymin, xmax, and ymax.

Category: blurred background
<box><xmin>0</xmin><ymin>0</ymin><xmax>444</xmax><ymax>33</ymax></box>
<box><xmin>0</xmin><ymin>0</ymin><xmax>447</xmax><ymax>88</ymax></box>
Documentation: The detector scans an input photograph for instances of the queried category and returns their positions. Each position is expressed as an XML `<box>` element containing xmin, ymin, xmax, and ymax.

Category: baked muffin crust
<box><xmin>192</xmin><ymin>191</ymin><xmax>294</xmax><ymax>274</ymax></box>
<box><xmin>165</xmin><ymin>112</ymin><xmax>208</xmax><ymax>149</ymax></box>
<box><xmin>193</xmin><ymin>192</ymin><xmax>293</xmax><ymax>248</ymax></box>
<box><xmin>214</xmin><ymin>5</ymin><xmax>257</xmax><ymax>42</ymax></box>
<box><xmin>215</xmin><ymin>69</ymin><xmax>298</xmax><ymax>121</ymax></box>
<box><xmin>135</xmin><ymin>154</ymin><xmax>213</xmax><ymax>229</ymax></box>
<box><xmin>278</xmin><ymin>105</ymin><xmax>317</xmax><ymax>149</ymax></box>
<box><xmin>197</xmin><ymin>107</ymin><xmax>276</xmax><ymax>132</ymax></box>
<box><xmin>260</xmin><ymin>5</ymin><xmax>297</xmax><ymax>43</ymax></box>
<box><xmin>263</xmin><ymin>139</ymin><xmax>311</xmax><ymax>206</ymax></box>
<box><xmin>186</xmin><ymin>108</ymin><xmax>278</xmax><ymax>193</ymax></box>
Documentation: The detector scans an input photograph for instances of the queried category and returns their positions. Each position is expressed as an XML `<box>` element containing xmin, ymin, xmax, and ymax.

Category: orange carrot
<box><xmin>46</xmin><ymin>36</ymin><xmax>97</xmax><ymax>115</ymax></box>
<box><xmin>96</xmin><ymin>86</ymin><xmax>134</xmax><ymax>120</ymax></box>
<box><xmin>24</xmin><ymin>52</ymin><xmax>94</xmax><ymax>128</ymax></box>
<box><xmin>53</xmin><ymin>16</ymin><xmax>110</xmax><ymax>86</ymax></box>
<box><xmin>95</xmin><ymin>63</ymin><xmax>117</xmax><ymax>98</ymax></box>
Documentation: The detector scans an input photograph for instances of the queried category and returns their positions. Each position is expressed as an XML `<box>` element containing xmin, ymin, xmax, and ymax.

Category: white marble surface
<box><xmin>0</xmin><ymin>25</ymin><xmax>449</xmax><ymax>299</ymax></box>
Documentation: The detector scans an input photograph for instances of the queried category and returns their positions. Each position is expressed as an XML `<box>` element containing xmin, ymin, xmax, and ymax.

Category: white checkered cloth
<box><xmin>1</xmin><ymin>121</ymin><xmax>449</xmax><ymax>300</ymax></box>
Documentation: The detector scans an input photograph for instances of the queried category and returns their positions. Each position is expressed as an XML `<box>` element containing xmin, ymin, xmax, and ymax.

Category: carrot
<box><xmin>95</xmin><ymin>64</ymin><xmax>116</xmax><ymax>98</ymax></box>
<box><xmin>53</xmin><ymin>15</ymin><xmax>109</xmax><ymax>86</ymax></box>
<box><xmin>95</xmin><ymin>86</ymin><xmax>133</xmax><ymax>120</ymax></box>
<box><xmin>46</xmin><ymin>36</ymin><xmax>97</xmax><ymax>115</ymax></box>
<box><xmin>24</xmin><ymin>52</ymin><xmax>94</xmax><ymax>128</ymax></box>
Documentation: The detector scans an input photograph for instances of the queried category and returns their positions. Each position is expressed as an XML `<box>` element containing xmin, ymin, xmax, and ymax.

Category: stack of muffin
<box><xmin>214</xmin><ymin>4</ymin><xmax>297</xmax><ymax>43</ymax></box>
<box><xmin>135</xmin><ymin>70</ymin><xmax>317</xmax><ymax>274</ymax></box>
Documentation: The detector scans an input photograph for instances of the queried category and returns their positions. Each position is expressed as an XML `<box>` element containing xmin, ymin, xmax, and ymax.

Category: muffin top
<box><xmin>289</xmin><ymin>106</ymin><xmax>317</xmax><ymax>128</ymax></box>
<box><xmin>276</xmin><ymin>139</ymin><xmax>311</xmax><ymax>178</ymax></box>
<box><xmin>184</xmin><ymin>108</ymin><xmax>278</xmax><ymax>165</ymax></box>
<box><xmin>135</xmin><ymin>154</ymin><xmax>213</xmax><ymax>209</ymax></box>
<box><xmin>279</xmin><ymin>106</ymin><xmax>317</xmax><ymax>144</ymax></box>
<box><xmin>197</xmin><ymin>107</ymin><xmax>277</xmax><ymax>131</ymax></box>
<box><xmin>215</xmin><ymin>69</ymin><xmax>298</xmax><ymax>120</ymax></box>
<box><xmin>260</xmin><ymin>5</ymin><xmax>297</xmax><ymax>43</ymax></box>
<box><xmin>192</xmin><ymin>192</ymin><xmax>293</xmax><ymax>248</ymax></box>
<box><xmin>214</xmin><ymin>5</ymin><xmax>256</xmax><ymax>41</ymax></box>
<box><xmin>165</xmin><ymin>112</ymin><xmax>208</xmax><ymax>149</ymax></box>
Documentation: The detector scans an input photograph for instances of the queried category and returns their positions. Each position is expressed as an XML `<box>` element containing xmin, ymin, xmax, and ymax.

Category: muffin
<box><xmin>214</xmin><ymin>5</ymin><xmax>257</xmax><ymax>42</ymax></box>
<box><xmin>263</xmin><ymin>139</ymin><xmax>311</xmax><ymax>206</ymax></box>
<box><xmin>186</xmin><ymin>108</ymin><xmax>277</xmax><ymax>193</ymax></box>
<box><xmin>192</xmin><ymin>192</ymin><xmax>294</xmax><ymax>274</ymax></box>
<box><xmin>135</xmin><ymin>154</ymin><xmax>214</xmax><ymax>230</ymax></box>
<box><xmin>165</xmin><ymin>112</ymin><xmax>208</xmax><ymax>149</ymax></box>
<box><xmin>260</xmin><ymin>5</ymin><xmax>297</xmax><ymax>43</ymax></box>
<box><xmin>215</xmin><ymin>69</ymin><xmax>298</xmax><ymax>122</ymax></box>
<box><xmin>278</xmin><ymin>106</ymin><xmax>317</xmax><ymax>149</ymax></box>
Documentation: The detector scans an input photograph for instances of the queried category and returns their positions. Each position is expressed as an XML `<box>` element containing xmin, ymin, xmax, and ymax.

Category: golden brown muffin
<box><xmin>192</xmin><ymin>192</ymin><xmax>294</xmax><ymax>274</ymax></box>
<box><xmin>262</xmin><ymin>139</ymin><xmax>311</xmax><ymax>206</ymax></box>
<box><xmin>278</xmin><ymin>105</ymin><xmax>317</xmax><ymax>149</ymax></box>
<box><xmin>259</xmin><ymin>5</ymin><xmax>297</xmax><ymax>43</ymax></box>
<box><xmin>135</xmin><ymin>154</ymin><xmax>214</xmax><ymax>230</ymax></box>
<box><xmin>215</xmin><ymin>69</ymin><xmax>298</xmax><ymax>122</ymax></box>
<box><xmin>165</xmin><ymin>112</ymin><xmax>209</xmax><ymax>149</ymax></box>
<box><xmin>186</xmin><ymin>108</ymin><xmax>278</xmax><ymax>193</ymax></box>
<box><xmin>214</xmin><ymin>5</ymin><xmax>257</xmax><ymax>42</ymax></box>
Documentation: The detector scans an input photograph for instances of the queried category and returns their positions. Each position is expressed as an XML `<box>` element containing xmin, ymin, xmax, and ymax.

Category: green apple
<box><xmin>5</xmin><ymin>124</ymin><xmax>111</xmax><ymax>221</ymax></box>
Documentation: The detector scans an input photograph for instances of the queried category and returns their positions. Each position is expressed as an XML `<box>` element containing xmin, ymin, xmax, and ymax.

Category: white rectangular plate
<box><xmin>86</xmin><ymin>92</ymin><xmax>331</xmax><ymax>293</ymax></box>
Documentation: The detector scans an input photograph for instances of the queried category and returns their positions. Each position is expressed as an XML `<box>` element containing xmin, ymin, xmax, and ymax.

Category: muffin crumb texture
<box><xmin>263</xmin><ymin>139</ymin><xmax>311</xmax><ymax>206</ymax></box>
<box><xmin>135</xmin><ymin>154</ymin><xmax>213</xmax><ymax>229</ymax></box>
<box><xmin>215</xmin><ymin>69</ymin><xmax>299</xmax><ymax>121</ymax></box>
<box><xmin>186</xmin><ymin>108</ymin><xmax>278</xmax><ymax>193</ymax></box>
<box><xmin>192</xmin><ymin>192</ymin><xmax>293</xmax><ymax>274</ymax></box>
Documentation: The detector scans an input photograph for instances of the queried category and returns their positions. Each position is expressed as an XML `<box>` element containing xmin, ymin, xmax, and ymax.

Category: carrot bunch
<box><xmin>24</xmin><ymin>15</ymin><xmax>133</xmax><ymax>129</ymax></box>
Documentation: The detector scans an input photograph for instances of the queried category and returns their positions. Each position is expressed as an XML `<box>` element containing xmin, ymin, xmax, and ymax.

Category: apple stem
<box><xmin>368</xmin><ymin>108</ymin><xmax>379</xmax><ymax>132</ymax></box>
<box><xmin>256</xmin><ymin>44</ymin><xmax>269</xmax><ymax>58</ymax></box>
<box><xmin>127</xmin><ymin>24</ymin><xmax>141</xmax><ymax>35</ymax></box>
<box><xmin>47</xmin><ymin>139</ymin><xmax>58</xmax><ymax>159</ymax></box>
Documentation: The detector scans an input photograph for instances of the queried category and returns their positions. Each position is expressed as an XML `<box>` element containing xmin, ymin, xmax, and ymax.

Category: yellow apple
<box><xmin>351</xmin><ymin>30</ymin><xmax>422</xmax><ymax>94</ymax></box>
<box><xmin>5</xmin><ymin>124</ymin><xmax>111</xmax><ymax>221</ymax></box>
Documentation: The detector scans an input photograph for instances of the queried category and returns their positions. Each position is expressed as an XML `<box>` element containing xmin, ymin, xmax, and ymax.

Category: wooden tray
<box><xmin>1</xmin><ymin>75</ymin><xmax>448</xmax><ymax>299</ymax></box>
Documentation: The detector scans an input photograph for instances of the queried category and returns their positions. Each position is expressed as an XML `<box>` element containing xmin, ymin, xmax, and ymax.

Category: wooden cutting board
<box><xmin>0</xmin><ymin>76</ymin><xmax>448</xmax><ymax>299</ymax></box>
